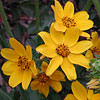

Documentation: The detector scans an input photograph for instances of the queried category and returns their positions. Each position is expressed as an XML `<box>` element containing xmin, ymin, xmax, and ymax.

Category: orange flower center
<box><xmin>92</xmin><ymin>47</ymin><xmax>100</xmax><ymax>55</ymax></box>
<box><xmin>62</xmin><ymin>17</ymin><xmax>76</xmax><ymax>28</ymax></box>
<box><xmin>56</xmin><ymin>44</ymin><xmax>70</xmax><ymax>57</ymax></box>
<box><xmin>18</xmin><ymin>56</ymin><xmax>30</xmax><ymax>70</ymax></box>
<box><xmin>38</xmin><ymin>73</ymin><xmax>49</xmax><ymax>84</ymax></box>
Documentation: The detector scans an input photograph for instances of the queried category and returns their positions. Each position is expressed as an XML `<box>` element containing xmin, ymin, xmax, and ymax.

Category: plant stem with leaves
<box><xmin>0</xmin><ymin>1</ymin><xmax>13</xmax><ymax>37</ymax></box>
<box><xmin>92</xmin><ymin>0</ymin><xmax>100</xmax><ymax>18</ymax></box>
<box><xmin>0</xmin><ymin>89</ymin><xmax>13</xmax><ymax>100</ymax></box>
<box><xmin>35</xmin><ymin>0</ymin><xmax>39</xmax><ymax>34</ymax></box>
<box><xmin>83</xmin><ymin>0</ymin><xmax>92</xmax><ymax>11</ymax></box>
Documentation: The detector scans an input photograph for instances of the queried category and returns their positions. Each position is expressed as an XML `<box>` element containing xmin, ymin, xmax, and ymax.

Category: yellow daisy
<box><xmin>51</xmin><ymin>0</ymin><xmax>93</xmax><ymax>35</ymax></box>
<box><xmin>30</xmin><ymin>61</ymin><xmax>65</xmax><ymax>97</ymax></box>
<box><xmin>85</xmin><ymin>31</ymin><xmax>100</xmax><ymax>59</ymax></box>
<box><xmin>1</xmin><ymin>38</ymin><xmax>37</xmax><ymax>90</ymax></box>
<box><xmin>64</xmin><ymin>80</ymin><xmax>100</xmax><ymax>100</ymax></box>
<box><xmin>36</xmin><ymin>23</ymin><xmax>92</xmax><ymax>80</ymax></box>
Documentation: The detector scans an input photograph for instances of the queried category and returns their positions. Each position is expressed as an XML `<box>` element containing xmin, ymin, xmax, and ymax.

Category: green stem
<box><xmin>92</xmin><ymin>0</ymin><xmax>100</xmax><ymax>18</ymax></box>
<box><xmin>0</xmin><ymin>1</ymin><xmax>13</xmax><ymax>37</ymax></box>
<box><xmin>0</xmin><ymin>89</ymin><xmax>13</xmax><ymax>100</ymax></box>
<box><xmin>83</xmin><ymin>0</ymin><xmax>92</xmax><ymax>11</ymax></box>
<box><xmin>35</xmin><ymin>0</ymin><xmax>39</xmax><ymax>34</ymax></box>
<box><xmin>19</xmin><ymin>85</ymin><xmax>27</xmax><ymax>100</ymax></box>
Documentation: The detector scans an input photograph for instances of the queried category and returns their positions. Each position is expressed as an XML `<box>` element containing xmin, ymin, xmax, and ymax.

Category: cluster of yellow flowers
<box><xmin>1</xmin><ymin>0</ymin><xmax>100</xmax><ymax>99</ymax></box>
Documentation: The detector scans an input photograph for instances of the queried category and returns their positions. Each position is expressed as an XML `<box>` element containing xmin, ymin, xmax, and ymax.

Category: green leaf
<box><xmin>92</xmin><ymin>0</ymin><xmax>100</xmax><ymax>18</ymax></box>
<box><xmin>20</xmin><ymin>1</ymin><xmax>35</xmax><ymax>17</ymax></box>
<box><xmin>0</xmin><ymin>89</ymin><xmax>13</xmax><ymax>100</ymax></box>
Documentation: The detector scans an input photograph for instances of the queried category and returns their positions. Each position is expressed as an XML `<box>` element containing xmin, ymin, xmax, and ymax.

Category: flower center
<box><xmin>38</xmin><ymin>73</ymin><xmax>49</xmax><ymax>83</ymax></box>
<box><xmin>18</xmin><ymin>56</ymin><xmax>30</xmax><ymax>70</ymax></box>
<box><xmin>62</xmin><ymin>17</ymin><xmax>76</xmax><ymax>28</ymax></box>
<box><xmin>92</xmin><ymin>47</ymin><xmax>100</xmax><ymax>56</ymax></box>
<box><xmin>56</xmin><ymin>44</ymin><xmax>70</xmax><ymax>57</ymax></box>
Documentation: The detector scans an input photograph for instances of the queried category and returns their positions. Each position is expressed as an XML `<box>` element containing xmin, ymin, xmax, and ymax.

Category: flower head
<box><xmin>51</xmin><ymin>0</ymin><xmax>93</xmax><ymax>35</ymax></box>
<box><xmin>64</xmin><ymin>80</ymin><xmax>100</xmax><ymax>100</ymax></box>
<box><xmin>85</xmin><ymin>31</ymin><xmax>100</xmax><ymax>59</ymax></box>
<box><xmin>30</xmin><ymin>61</ymin><xmax>65</xmax><ymax>97</ymax></box>
<box><xmin>1</xmin><ymin>38</ymin><xmax>37</xmax><ymax>90</ymax></box>
<box><xmin>36</xmin><ymin>23</ymin><xmax>92</xmax><ymax>81</ymax></box>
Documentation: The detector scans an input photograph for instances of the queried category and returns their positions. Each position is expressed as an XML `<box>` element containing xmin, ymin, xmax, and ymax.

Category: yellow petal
<box><xmin>41</xmin><ymin>61</ymin><xmax>48</xmax><ymax>73</ymax></box>
<box><xmin>51</xmin><ymin>5</ymin><xmax>62</xmax><ymax>23</ymax></box>
<box><xmin>69</xmin><ymin>41</ymin><xmax>93</xmax><ymax>54</ymax></box>
<box><xmin>88</xmin><ymin>90</ymin><xmax>93</xmax><ymax>100</ymax></box>
<box><xmin>54</xmin><ymin>22</ymin><xmax>66</xmax><ymax>32</ymax></box>
<box><xmin>64</xmin><ymin>94</ymin><xmax>77</xmax><ymax>100</ymax></box>
<box><xmin>64</xmin><ymin>1</ymin><xmax>74</xmax><ymax>18</ymax></box>
<box><xmin>22</xmin><ymin>69</ymin><xmax>32</xmax><ymax>90</ymax></box>
<box><xmin>64</xmin><ymin>27</ymin><xmax>80</xmax><ymax>47</ymax></box>
<box><xmin>40</xmin><ymin>85</ymin><xmax>49</xmax><ymax>97</ymax></box>
<box><xmin>30</xmin><ymin>60</ymin><xmax>37</xmax><ymax>76</ymax></box>
<box><xmin>77</xmin><ymin>20</ymin><xmax>93</xmax><ymax>30</ymax></box>
<box><xmin>81</xmin><ymin>32</ymin><xmax>90</xmax><ymax>38</ymax></box>
<box><xmin>38</xmin><ymin>31</ymin><xmax>56</xmax><ymax>47</ymax></box>
<box><xmin>26</xmin><ymin>45</ymin><xmax>32</xmax><ymax>61</ymax></box>
<box><xmin>61</xmin><ymin>57</ymin><xmax>77</xmax><ymax>81</ymax></box>
<box><xmin>36</xmin><ymin>45</ymin><xmax>57</xmax><ymax>58</ymax></box>
<box><xmin>72</xmin><ymin>80</ymin><xmax>87</xmax><ymax>100</ymax></box>
<box><xmin>38</xmin><ymin>86</ymin><xmax>42</xmax><ymax>94</ymax></box>
<box><xmin>73</xmin><ymin>11</ymin><xmax>89</xmax><ymax>22</ymax></box>
<box><xmin>49</xmin><ymin>80</ymin><xmax>62</xmax><ymax>92</ymax></box>
<box><xmin>9</xmin><ymin>68</ymin><xmax>23</xmax><ymax>88</ymax></box>
<box><xmin>55</xmin><ymin>0</ymin><xmax>64</xmax><ymax>18</ymax></box>
<box><xmin>50</xmin><ymin>22</ymin><xmax>64</xmax><ymax>44</ymax></box>
<box><xmin>9</xmin><ymin>38</ymin><xmax>26</xmax><ymax>56</ymax></box>
<box><xmin>91</xmin><ymin>31</ymin><xmax>98</xmax><ymax>44</ymax></box>
<box><xmin>46</xmin><ymin>55</ymin><xmax>63</xmax><ymax>76</ymax></box>
<box><xmin>50</xmin><ymin>70</ymin><xmax>65</xmax><ymax>81</ymax></box>
<box><xmin>30</xmin><ymin>80</ymin><xmax>40</xmax><ymax>90</ymax></box>
<box><xmin>91</xmin><ymin>94</ymin><xmax>100</xmax><ymax>100</ymax></box>
<box><xmin>68</xmin><ymin>53</ymin><xmax>90</xmax><ymax>69</ymax></box>
<box><xmin>1</xmin><ymin>61</ymin><xmax>18</xmax><ymax>75</ymax></box>
<box><xmin>85</xmin><ymin>50</ymin><xmax>93</xmax><ymax>59</ymax></box>
<box><xmin>1</xmin><ymin>48</ymin><xmax>19</xmax><ymax>61</ymax></box>
<box><xmin>95</xmin><ymin>38</ymin><xmax>100</xmax><ymax>50</ymax></box>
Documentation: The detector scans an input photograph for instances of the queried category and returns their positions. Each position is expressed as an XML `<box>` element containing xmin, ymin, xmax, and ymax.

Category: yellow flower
<box><xmin>85</xmin><ymin>31</ymin><xmax>100</xmax><ymax>59</ymax></box>
<box><xmin>36</xmin><ymin>23</ymin><xmax>92</xmax><ymax>80</ymax></box>
<box><xmin>87</xmin><ymin>79</ymin><xmax>100</xmax><ymax>89</ymax></box>
<box><xmin>1</xmin><ymin>38</ymin><xmax>37</xmax><ymax>90</ymax></box>
<box><xmin>64</xmin><ymin>80</ymin><xmax>100</xmax><ymax>100</ymax></box>
<box><xmin>30</xmin><ymin>61</ymin><xmax>65</xmax><ymax>97</ymax></box>
<box><xmin>51</xmin><ymin>0</ymin><xmax>93</xmax><ymax>37</ymax></box>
